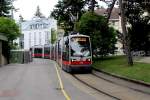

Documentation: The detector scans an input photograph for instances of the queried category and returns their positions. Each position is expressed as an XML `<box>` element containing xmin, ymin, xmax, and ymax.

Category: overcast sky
<box><xmin>13</xmin><ymin>0</ymin><xmax>59</xmax><ymax>20</ymax></box>
<box><xmin>13</xmin><ymin>0</ymin><xmax>107</xmax><ymax>21</ymax></box>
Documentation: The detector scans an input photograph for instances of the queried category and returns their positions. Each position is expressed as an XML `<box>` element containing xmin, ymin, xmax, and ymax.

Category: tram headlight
<box><xmin>71</xmin><ymin>59</ymin><xmax>76</xmax><ymax>62</ymax></box>
<box><xmin>86</xmin><ymin>58</ymin><xmax>91</xmax><ymax>61</ymax></box>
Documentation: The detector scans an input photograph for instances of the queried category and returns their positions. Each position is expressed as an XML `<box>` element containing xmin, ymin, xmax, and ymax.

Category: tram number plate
<box><xmin>80</xmin><ymin>58</ymin><xmax>83</xmax><ymax>61</ymax></box>
<box><xmin>80</xmin><ymin>62</ymin><xmax>83</xmax><ymax>64</ymax></box>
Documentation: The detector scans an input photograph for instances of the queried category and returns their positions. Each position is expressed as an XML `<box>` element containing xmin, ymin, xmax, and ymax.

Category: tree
<box><xmin>19</xmin><ymin>15</ymin><xmax>25</xmax><ymax>22</ymax></box>
<box><xmin>0</xmin><ymin>17</ymin><xmax>21</xmax><ymax>41</ymax></box>
<box><xmin>135</xmin><ymin>0</ymin><xmax>150</xmax><ymax>13</ymax></box>
<box><xmin>124</xmin><ymin>0</ymin><xmax>150</xmax><ymax>55</ymax></box>
<box><xmin>0</xmin><ymin>0</ymin><xmax>12</xmax><ymax>17</ymax></box>
<box><xmin>51</xmin><ymin>0</ymin><xmax>86</xmax><ymax>34</ymax></box>
<box><xmin>35</xmin><ymin>6</ymin><xmax>45</xmax><ymax>18</ymax></box>
<box><xmin>87</xmin><ymin>0</ymin><xmax>98</xmax><ymax>12</ymax></box>
<box><xmin>78</xmin><ymin>12</ymin><xmax>117</xmax><ymax>57</ymax></box>
<box><xmin>119</xmin><ymin>0</ymin><xmax>133</xmax><ymax>66</ymax></box>
<box><xmin>99</xmin><ymin>0</ymin><xmax>118</xmax><ymax>23</ymax></box>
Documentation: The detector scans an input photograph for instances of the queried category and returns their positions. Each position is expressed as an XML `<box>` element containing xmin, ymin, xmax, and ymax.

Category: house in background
<box><xmin>95</xmin><ymin>8</ymin><xmax>122</xmax><ymax>32</ymax></box>
<box><xmin>95</xmin><ymin>8</ymin><xmax>123</xmax><ymax>55</ymax></box>
<box><xmin>17</xmin><ymin>6</ymin><xmax>57</xmax><ymax>58</ymax></box>
<box><xmin>21</xmin><ymin>17</ymin><xmax>57</xmax><ymax>50</ymax></box>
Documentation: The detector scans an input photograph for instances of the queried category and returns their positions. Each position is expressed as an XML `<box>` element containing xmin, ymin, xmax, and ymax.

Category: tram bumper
<box><xmin>69</xmin><ymin>64</ymin><xmax>92</xmax><ymax>72</ymax></box>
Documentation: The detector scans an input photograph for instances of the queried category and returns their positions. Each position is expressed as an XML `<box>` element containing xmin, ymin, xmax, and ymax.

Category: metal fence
<box><xmin>10</xmin><ymin>50</ymin><xmax>32</xmax><ymax>64</ymax></box>
<box><xmin>131</xmin><ymin>51</ymin><xmax>150</xmax><ymax>57</ymax></box>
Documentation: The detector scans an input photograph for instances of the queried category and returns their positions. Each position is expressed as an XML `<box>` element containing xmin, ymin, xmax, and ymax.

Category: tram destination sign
<box><xmin>72</xmin><ymin>37</ymin><xmax>87</xmax><ymax>42</ymax></box>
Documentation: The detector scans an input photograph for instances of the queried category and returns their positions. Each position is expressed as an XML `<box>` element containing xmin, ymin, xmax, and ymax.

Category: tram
<box><xmin>32</xmin><ymin>46</ymin><xmax>43</xmax><ymax>58</ymax></box>
<box><xmin>52</xmin><ymin>33</ymin><xmax>92</xmax><ymax>72</ymax></box>
<box><xmin>44</xmin><ymin>44</ymin><xmax>50</xmax><ymax>59</ymax></box>
<box><xmin>31</xmin><ymin>45</ymin><xmax>50</xmax><ymax>58</ymax></box>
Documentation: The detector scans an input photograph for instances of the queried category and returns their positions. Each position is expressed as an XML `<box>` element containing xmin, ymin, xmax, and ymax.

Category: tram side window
<box><xmin>63</xmin><ymin>38</ymin><xmax>69</xmax><ymax>61</ymax></box>
<box><xmin>58</xmin><ymin>41</ymin><xmax>62</xmax><ymax>59</ymax></box>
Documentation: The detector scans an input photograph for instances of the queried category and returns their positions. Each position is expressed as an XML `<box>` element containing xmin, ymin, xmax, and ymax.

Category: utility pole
<box><xmin>119</xmin><ymin>0</ymin><xmax>133</xmax><ymax>66</ymax></box>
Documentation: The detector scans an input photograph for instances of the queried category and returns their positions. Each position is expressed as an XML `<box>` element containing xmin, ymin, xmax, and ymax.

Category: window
<box><xmin>29</xmin><ymin>33</ymin><xmax>31</xmax><ymax>47</ymax></box>
<box><xmin>62</xmin><ymin>37</ymin><xmax>69</xmax><ymax>60</ymax></box>
<box><xmin>45</xmin><ymin>31</ymin><xmax>49</xmax><ymax>44</ymax></box>
<box><xmin>34</xmin><ymin>32</ymin><xmax>36</xmax><ymax>45</ymax></box>
<box><xmin>39</xmin><ymin>32</ymin><xmax>41</xmax><ymax>45</ymax></box>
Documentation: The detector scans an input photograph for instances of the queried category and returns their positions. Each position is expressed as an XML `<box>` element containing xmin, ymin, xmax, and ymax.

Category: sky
<box><xmin>13</xmin><ymin>0</ymin><xmax>107</xmax><ymax>21</ymax></box>
<box><xmin>13</xmin><ymin>0</ymin><xmax>59</xmax><ymax>20</ymax></box>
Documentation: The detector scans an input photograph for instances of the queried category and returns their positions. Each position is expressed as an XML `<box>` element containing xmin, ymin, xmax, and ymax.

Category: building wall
<box><xmin>109</xmin><ymin>17</ymin><xmax>123</xmax><ymax>55</ymax></box>
<box><xmin>21</xmin><ymin>18</ymin><xmax>57</xmax><ymax>50</ymax></box>
<box><xmin>0</xmin><ymin>41</ymin><xmax>8</xmax><ymax>66</ymax></box>
<box><xmin>23</xmin><ymin>29</ymin><xmax>51</xmax><ymax>50</ymax></box>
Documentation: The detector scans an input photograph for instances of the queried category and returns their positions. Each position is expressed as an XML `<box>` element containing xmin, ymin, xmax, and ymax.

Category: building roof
<box><xmin>21</xmin><ymin>18</ymin><xmax>52</xmax><ymax>31</ymax></box>
<box><xmin>95</xmin><ymin>8</ymin><xmax>119</xmax><ymax>20</ymax></box>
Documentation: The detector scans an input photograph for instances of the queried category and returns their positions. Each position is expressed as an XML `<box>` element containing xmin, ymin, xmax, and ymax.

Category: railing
<box><xmin>131</xmin><ymin>51</ymin><xmax>150</xmax><ymax>57</ymax></box>
<box><xmin>10</xmin><ymin>50</ymin><xmax>33</xmax><ymax>64</ymax></box>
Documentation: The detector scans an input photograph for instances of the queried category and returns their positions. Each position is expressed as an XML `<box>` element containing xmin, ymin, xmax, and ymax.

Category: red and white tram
<box><xmin>51</xmin><ymin>33</ymin><xmax>92</xmax><ymax>73</ymax></box>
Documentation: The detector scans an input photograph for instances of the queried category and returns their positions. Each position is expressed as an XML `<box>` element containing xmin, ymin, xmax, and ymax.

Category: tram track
<box><xmin>72</xmin><ymin>70</ymin><xmax>150</xmax><ymax>100</ymax></box>
<box><xmin>72</xmin><ymin>74</ymin><xmax>121</xmax><ymax>100</ymax></box>
<box><xmin>92</xmin><ymin>70</ymin><xmax>150</xmax><ymax>95</ymax></box>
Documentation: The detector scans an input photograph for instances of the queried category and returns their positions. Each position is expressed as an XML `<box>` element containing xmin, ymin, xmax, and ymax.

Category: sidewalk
<box><xmin>135</xmin><ymin>57</ymin><xmax>150</xmax><ymax>63</ymax></box>
<box><xmin>93</xmin><ymin>69</ymin><xmax>150</xmax><ymax>94</ymax></box>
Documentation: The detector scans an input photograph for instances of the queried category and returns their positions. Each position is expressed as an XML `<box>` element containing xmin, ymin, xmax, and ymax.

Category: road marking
<box><xmin>55</xmin><ymin>63</ymin><xmax>71</xmax><ymax>100</ymax></box>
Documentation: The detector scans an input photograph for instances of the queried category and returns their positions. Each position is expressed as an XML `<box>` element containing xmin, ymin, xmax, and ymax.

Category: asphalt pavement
<box><xmin>0</xmin><ymin>59</ymin><xmax>65</xmax><ymax>100</ymax></box>
<box><xmin>0</xmin><ymin>59</ymin><xmax>99</xmax><ymax>100</ymax></box>
<box><xmin>0</xmin><ymin>59</ymin><xmax>149</xmax><ymax>100</ymax></box>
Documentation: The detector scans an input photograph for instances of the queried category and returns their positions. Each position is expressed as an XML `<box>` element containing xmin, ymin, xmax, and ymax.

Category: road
<box><xmin>0</xmin><ymin>59</ymin><xmax>102</xmax><ymax>100</ymax></box>
<box><xmin>0</xmin><ymin>59</ymin><xmax>149</xmax><ymax>100</ymax></box>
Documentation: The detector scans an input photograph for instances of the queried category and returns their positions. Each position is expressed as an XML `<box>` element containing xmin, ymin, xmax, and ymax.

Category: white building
<box><xmin>21</xmin><ymin>17</ymin><xmax>57</xmax><ymax>50</ymax></box>
<box><xmin>20</xmin><ymin>6</ymin><xmax>57</xmax><ymax>50</ymax></box>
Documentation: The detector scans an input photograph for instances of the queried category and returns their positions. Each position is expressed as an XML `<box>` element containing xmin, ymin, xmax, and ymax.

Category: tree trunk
<box><xmin>90</xmin><ymin>0</ymin><xmax>96</xmax><ymax>13</ymax></box>
<box><xmin>119</xmin><ymin>0</ymin><xmax>133</xmax><ymax>66</ymax></box>
<box><xmin>106</xmin><ymin>0</ymin><xmax>117</xmax><ymax>23</ymax></box>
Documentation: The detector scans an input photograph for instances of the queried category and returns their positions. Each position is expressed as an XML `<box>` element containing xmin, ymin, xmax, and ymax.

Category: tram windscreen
<box><xmin>70</xmin><ymin>37</ymin><xmax>91</xmax><ymax>57</ymax></box>
<box><xmin>34</xmin><ymin>48</ymin><xmax>42</xmax><ymax>54</ymax></box>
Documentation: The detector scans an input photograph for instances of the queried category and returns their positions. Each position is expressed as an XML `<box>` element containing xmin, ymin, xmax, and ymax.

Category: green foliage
<box><xmin>51</xmin><ymin>0</ymin><xmax>86</xmax><ymax>33</ymax></box>
<box><xmin>78</xmin><ymin>12</ymin><xmax>117</xmax><ymax>57</ymax></box>
<box><xmin>0</xmin><ymin>0</ymin><xmax>12</xmax><ymax>17</ymax></box>
<box><xmin>51</xmin><ymin>28</ymin><xmax>57</xmax><ymax>44</ymax></box>
<box><xmin>0</xmin><ymin>17</ymin><xmax>21</xmax><ymax>41</ymax></box>
<box><xmin>125</xmin><ymin>1</ymin><xmax>150</xmax><ymax>54</ymax></box>
<box><xmin>136</xmin><ymin>0</ymin><xmax>150</xmax><ymax>12</ymax></box>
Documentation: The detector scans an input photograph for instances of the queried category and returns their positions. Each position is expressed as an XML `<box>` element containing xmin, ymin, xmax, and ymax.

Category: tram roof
<box><xmin>68</xmin><ymin>32</ymin><xmax>90</xmax><ymax>37</ymax></box>
<box><xmin>56</xmin><ymin>33</ymin><xmax>90</xmax><ymax>42</ymax></box>
<box><xmin>68</xmin><ymin>34</ymin><xmax>90</xmax><ymax>38</ymax></box>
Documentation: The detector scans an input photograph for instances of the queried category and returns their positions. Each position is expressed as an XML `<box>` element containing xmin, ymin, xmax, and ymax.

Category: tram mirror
<box><xmin>65</xmin><ymin>38</ymin><xmax>69</xmax><ymax>45</ymax></box>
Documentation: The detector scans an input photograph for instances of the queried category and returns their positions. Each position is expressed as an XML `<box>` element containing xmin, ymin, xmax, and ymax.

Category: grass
<box><xmin>93</xmin><ymin>56</ymin><xmax>150</xmax><ymax>83</ymax></box>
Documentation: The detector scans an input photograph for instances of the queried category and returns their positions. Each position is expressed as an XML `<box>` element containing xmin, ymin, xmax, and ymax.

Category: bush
<box><xmin>78</xmin><ymin>12</ymin><xmax>117</xmax><ymax>57</ymax></box>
